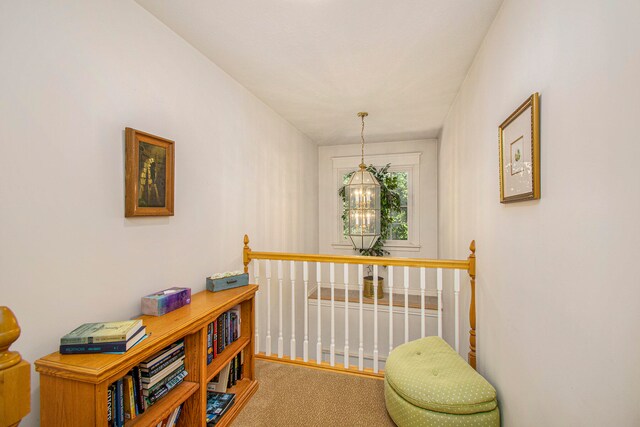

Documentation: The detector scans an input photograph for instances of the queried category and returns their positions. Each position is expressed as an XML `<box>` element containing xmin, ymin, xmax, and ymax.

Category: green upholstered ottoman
<box><xmin>384</xmin><ymin>337</ymin><xmax>499</xmax><ymax>427</ymax></box>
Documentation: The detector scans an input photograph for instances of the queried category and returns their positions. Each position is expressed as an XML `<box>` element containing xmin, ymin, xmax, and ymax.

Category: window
<box><xmin>332</xmin><ymin>152</ymin><xmax>420</xmax><ymax>250</ymax></box>
<box><xmin>386</xmin><ymin>171</ymin><xmax>408</xmax><ymax>241</ymax></box>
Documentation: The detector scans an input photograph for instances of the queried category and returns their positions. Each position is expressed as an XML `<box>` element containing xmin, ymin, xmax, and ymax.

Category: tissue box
<box><xmin>206</xmin><ymin>273</ymin><xmax>249</xmax><ymax>292</ymax></box>
<box><xmin>141</xmin><ymin>287</ymin><xmax>191</xmax><ymax>316</ymax></box>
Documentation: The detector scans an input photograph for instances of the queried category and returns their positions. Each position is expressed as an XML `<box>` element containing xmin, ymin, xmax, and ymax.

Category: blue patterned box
<box><xmin>141</xmin><ymin>287</ymin><xmax>191</xmax><ymax>316</ymax></box>
<box><xmin>206</xmin><ymin>273</ymin><xmax>249</xmax><ymax>292</ymax></box>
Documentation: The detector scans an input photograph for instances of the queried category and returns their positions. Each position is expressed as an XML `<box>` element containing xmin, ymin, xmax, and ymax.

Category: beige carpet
<box><xmin>233</xmin><ymin>359</ymin><xmax>396</xmax><ymax>426</ymax></box>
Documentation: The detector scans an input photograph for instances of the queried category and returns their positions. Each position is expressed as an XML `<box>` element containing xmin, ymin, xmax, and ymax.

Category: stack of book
<box><xmin>60</xmin><ymin>320</ymin><xmax>146</xmax><ymax>354</ymax></box>
<box><xmin>206</xmin><ymin>391</ymin><xmax>236</xmax><ymax>426</ymax></box>
<box><xmin>107</xmin><ymin>339</ymin><xmax>187</xmax><ymax>426</ymax></box>
<box><xmin>206</xmin><ymin>306</ymin><xmax>241</xmax><ymax>364</ymax></box>
<box><xmin>140</xmin><ymin>340</ymin><xmax>187</xmax><ymax>408</ymax></box>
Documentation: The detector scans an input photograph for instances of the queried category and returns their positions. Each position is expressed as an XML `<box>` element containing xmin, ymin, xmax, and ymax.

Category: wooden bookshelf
<box><xmin>35</xmin><ymin>285</ymin><xmax>258</xmax><ymax>427</ymax></box>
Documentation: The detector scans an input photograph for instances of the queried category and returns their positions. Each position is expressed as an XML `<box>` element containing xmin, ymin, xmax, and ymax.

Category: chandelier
<box><xmin>345</xmin><ymin>112</ymin><xmax>381</xmax><ymax>250</ymax></box>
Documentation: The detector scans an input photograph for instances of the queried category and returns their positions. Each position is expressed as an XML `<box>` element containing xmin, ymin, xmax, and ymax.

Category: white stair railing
<box><xmin>243</xmin><ymin>236</ymin><xmax>478</xmax><ymax>375</ymax></box>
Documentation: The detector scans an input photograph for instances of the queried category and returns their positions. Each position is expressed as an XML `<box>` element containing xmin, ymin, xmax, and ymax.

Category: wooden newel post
<box><xmin>0</xmin><ymin>306</ymin><xmax>30</xmax><ymax>427</ymax></box>
<box><xmin>243</xmin><ymin>234</ymin><xmax>252</xmax><ymax>274</ymax></box>
<box><xmin>468</xmin><ymin>241</ymin><xmax>477</xmax><ymax>370</ymax></box>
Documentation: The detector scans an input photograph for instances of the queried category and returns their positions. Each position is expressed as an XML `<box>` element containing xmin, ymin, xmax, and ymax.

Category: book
<box><xmin>207</xmin><ymin>363</ymin><xmax>230</xmax><ymax>393</ymax></box>
<box><xmin>116</xmin><ymin>378</ymin><xmax>125</xmax><ymax>427</ymax></box>
<box><xmin>142</xmin><ymin>357</ymin><xmax>185</xmax><ymax>387</ymax></box>
<box><xmin>141</xmin><ymin>348</ymin><xmax>185</xmax><ymax>378</ymax></box>
<box><xmin>206</xmin><ymin>391</ymin><xmax>236</xmax><ymax>425</ymax></box>
<box><xmin>132</xmin><ymin>366</ymin><xmax>146</xmax><ymax>415</ymax></box>
<box><xmin>168</xmin><ymin>405</ymin><xmax>182</xmax><ymax>427</ymax></box>
<box><xmin>61</xmin><ymin>320</ymin><xmax>143</xmax><ymax>345</ymax></box>
<box><xmin>59</xmin><ymin>327</ymin><xmax>146</xmax><ymax>354</ymax></box>
<box><xmin>217</xmin><ymin>316</ymin><xmax>224</xmax><ymax>355</ymax></box>
<box><xmin>140</xmin><ymin>340</ymin><xmax>184</xmax><ymax>369</ymax></box>
<box><xmin>106</xmin><ymin>385</ymin><xmax>113</xmax><ymax>424</ymax></box>
<box><xmin>213</xmin><ymin>320</ymin><xmax>218</xmax><ymax>359</ymax></box>
<box><xmin>123</xmin><ymin>375</ymin><xmax>136</xmax><ymax>420</ymax></box>
<box><xmin>207</xmin><ymin>322</ymin><xmax>213</xmax><ymax>364</ymax></box>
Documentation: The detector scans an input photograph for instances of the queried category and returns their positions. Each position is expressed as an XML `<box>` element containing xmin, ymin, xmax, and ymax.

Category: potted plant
<box><xmin>339</xmin><ymin>163</ymin><xmax>403</xmax><ymax>298</ymax></box>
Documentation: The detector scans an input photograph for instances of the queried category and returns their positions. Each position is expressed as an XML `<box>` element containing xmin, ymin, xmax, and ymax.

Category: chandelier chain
<box><xmin>361</xmin><ymin>114</ymin><xmax>365</xmax><ymax>166</ymax></box>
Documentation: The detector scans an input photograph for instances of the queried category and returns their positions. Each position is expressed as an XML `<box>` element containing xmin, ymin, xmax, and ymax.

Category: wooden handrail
<box><xmin>242</xmin><ymin>234</ymin><xmax>479</xmax><ymax>370</ymax></box>
<box><xmin>243</xmin><ymin>239</ymin><xmax>470</xmax><ymax>271</ymax></box>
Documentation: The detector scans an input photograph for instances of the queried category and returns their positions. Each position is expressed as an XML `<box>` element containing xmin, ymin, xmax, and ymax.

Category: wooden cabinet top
<box><xmin>35</xmin><ymin>285</ymin><xmax>258</xmax><ymax>385</ymax></box>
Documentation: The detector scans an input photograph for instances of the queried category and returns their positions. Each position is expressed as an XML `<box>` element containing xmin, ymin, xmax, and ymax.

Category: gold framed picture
<box><xmin>125</xmin><ymin>127</ymin><xmax>175</xmax><ymax>217</ymax></box>
<box><xmin>498</xmin><ymin>93</ymin><xmax>540</xmax><ymax>203</ymax></box>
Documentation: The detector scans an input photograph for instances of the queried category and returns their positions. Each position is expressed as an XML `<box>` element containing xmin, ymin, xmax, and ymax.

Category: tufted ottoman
<box><xmin>384</xmin><ymin>337</ymin><xmax>499</xmax><ymax>427</ymax></box>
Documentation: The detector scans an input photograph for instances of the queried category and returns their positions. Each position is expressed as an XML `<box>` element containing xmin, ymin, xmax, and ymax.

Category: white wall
<box><xmin>0</xmin><ymin>1</ymin><xmax>318</xmax><ymax>425</ymax></box>
<box><xmin>438</xmin><ymin>0</ymin><xmax>640</xmax><ymax>425</ymax></box>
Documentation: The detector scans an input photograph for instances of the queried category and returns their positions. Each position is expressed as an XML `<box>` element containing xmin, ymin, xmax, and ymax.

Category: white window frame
<box><xmin>331</xmin><ymin>152</ymin><xmax>421</xmax><ymax>251</ymax></box>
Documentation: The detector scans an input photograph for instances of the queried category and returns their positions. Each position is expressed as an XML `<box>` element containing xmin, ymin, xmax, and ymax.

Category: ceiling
<box><xmin>136</xmin><ymin>0</ymin><xmax>503</xmax><ymax>145</ymax></box>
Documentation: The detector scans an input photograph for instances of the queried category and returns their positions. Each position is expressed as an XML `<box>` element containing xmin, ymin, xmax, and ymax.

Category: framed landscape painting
<box><xmin>125</xmin><ymin>127</ymin><xmax>175</xmax><ymax>217</ymax></box>
<box><xmin>498</xmin><ymin>93</ymin><xmax>540</xmax><ymax>203</ymax></box>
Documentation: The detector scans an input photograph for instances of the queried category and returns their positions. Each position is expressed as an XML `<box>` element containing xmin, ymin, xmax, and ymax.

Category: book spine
<box><xmin>61</xmin><ymin>333</ymin><xmax>130</xmax><ymax>345</ymax></box>
<box><xmin>236</xmin><ymin>353</ymin><xmax>242</xmax><ymax>381</ymax></box>
<box><xmin>106</xmin><ymin>385</ymin><xmax>113</xmax><ymax>424</ymax></box>
<box><xmin>172</xmin><ymin>405</ymin><xmax>182</xmax><ymax>427</ymax></box>
<box><xmin>217</xmin><ymin>316</ymin><xmax>224</xmax><ymax>355</ymax></box>
<box><xmin>132</xmin><ymin>367</ymin><xmax>146</xmax><ymax>414</ymax></box>
<box><xmin>123</xmin><ymin>376</ymin><xmax>136</xmax><ymax>420</ymax></box>
<box><xmin>116</xmin><ymin>378</ymin><xmax>125</xmax><ymax>427</ymax></box>
<box><xmin>225</xmin><ymin>313</ymin><xmax>230</xmax><ymax>346</ymax></box>
<box><xmin>141</xmin><ymin>349</ymin><xmax>185</xmax><ymax>377</ymax></box>
<box><xmin>213</xmin><ymin>320</ymin><xmax>218</xmax><ymax>359</ymax></box>
<box><xmin>207</xmin><ymin>322</ymin><xmax>213</xmax><ymax>364</ymax></box>
<box><xmin>60</xmin><ymin>342</ymin><xmax>129</xmax><ymax>354</ymax></box>
<box><xmin>145</xmin><ymin>370</ymin><xmax>187</xmax><ymax>406</ymax></box>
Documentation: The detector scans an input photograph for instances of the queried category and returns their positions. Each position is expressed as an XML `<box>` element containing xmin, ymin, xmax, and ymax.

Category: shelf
<box><xmin>212</xmin><ymin>379</ymin><xmax>259</xmax><ymax>427</ymax></box>
<box><xmin>206</xmin><ymin>336</ymin><xmax>250</xmax><ymax>383</ymax></box>
<box><xmin>124</xmin><ymin>381</ymin><xmax>199</xmax><ymax>427</ymax></box>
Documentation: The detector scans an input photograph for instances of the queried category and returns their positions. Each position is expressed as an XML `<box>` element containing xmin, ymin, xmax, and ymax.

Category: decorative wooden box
<box><xmin>206</xmin><ymin>273</ymin><xmax>249</xmax><ymax>293</ymax></box>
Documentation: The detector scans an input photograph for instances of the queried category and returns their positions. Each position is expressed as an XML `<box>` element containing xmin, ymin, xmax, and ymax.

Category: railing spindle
<box><xmin>253</xmin><ymin>260</ymin><xmax>260</xmax><ymax>354</ymax></box>
<box><xmin>388</xmin><ymin>266</ymin><xmax>394</xmax><ymax>354</ymax></box>
<box><xmin>278</xmin><ymin>260</ymin><xmax>284</xmax><ymax>358</ymax></box>
<box><xmin>358</xmin><ymin>264</ymin><xmax>364</xmax><ymax>371</ymax></box>
<box><xmin>316</xmin><ymin>262</ymin><xmax>322</xmax><ymax>365</ymax></box>
<box><xmin>437</xmin><ymin>268</ymin><xmax>443</xmax><ymax>338</ymax></box>
<box><xmin>290</xmin><ymin>261</ymin><xmax>296</xmax><ymax>360</ymax></box>
<box><xmin>266</xmin><ymin>260</ymin><xmax>272</xmax><ymax>356</ymax></box>
<box><xmin>454</xmin><ymin>269</ymin><xmax>461</xmax><ymax>353</ymax></box>
<box><xmin>373</xmin><ymin>265</ymin><xmax>379</xmax><ymax>373</ymax></box>
<box><xmin>330</xmin><ymin>263</ymin><xmax>336</xmax><ymax>366</ymax></box>
<box><xmin>404</xmin><ymin>266</ymin><xmax>409</xmax><ymax>343</ymax></box>
<box><xmin>343</xmin><ymin>264</ymin><xmax>350</xmax><ymax>369</ymax></box>
<box><xmin>420</xmin><ymin>267</ymin><xmax>426</xmax><ymax>338</ymax></box>
<box><xmin>303</xmin><ymin>261</ymin><xmax>309</xmax><ymax>362</ymax></box>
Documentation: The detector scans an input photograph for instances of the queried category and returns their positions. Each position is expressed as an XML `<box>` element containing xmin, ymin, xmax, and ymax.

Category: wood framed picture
<box><xmin>498</xmin><ymin>92</ymin><xmax>540</xmax><ymax>203</ymax></box>
<box><xmin>125</xmin><ymin>127</ymin><xmax>175</xmax><ymax>217</ymax></box>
